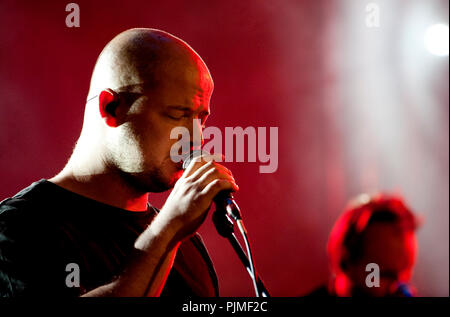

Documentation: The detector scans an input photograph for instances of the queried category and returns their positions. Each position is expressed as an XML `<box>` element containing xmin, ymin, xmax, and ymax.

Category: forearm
<box><xmin>82</xmin><ymin>215</ymin><xmax>181</xmax><ymax>297</ymax></box>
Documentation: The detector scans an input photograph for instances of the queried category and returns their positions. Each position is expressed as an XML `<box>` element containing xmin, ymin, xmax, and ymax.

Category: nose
<box><xmin>190</xmin><ymin>118</ymin><xmax>204</xmax><ymax>151</ymax></box>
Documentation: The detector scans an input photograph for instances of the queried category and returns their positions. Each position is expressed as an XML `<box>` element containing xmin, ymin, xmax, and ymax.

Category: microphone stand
<box><xmin>212</xmin><ymin>210</ymin><xmax>270</xmax><ymax>297</ymax></box>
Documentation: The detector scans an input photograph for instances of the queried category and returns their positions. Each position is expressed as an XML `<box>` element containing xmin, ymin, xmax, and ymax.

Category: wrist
<box><xmin>135</xmin><ymin>211</ymin><xmax>183</xmax><ymax>252</ymax></box>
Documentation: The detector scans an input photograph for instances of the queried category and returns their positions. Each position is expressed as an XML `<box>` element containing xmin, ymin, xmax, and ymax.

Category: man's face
<box><xmin>110</xmin><ymin>55</ymin><xmax>213</xmax><ymax>192</ymax></box>
<box><xmin>346</xmin><ymin>222</ymin><xmax>417</xmax><ymax>296</ymax></box>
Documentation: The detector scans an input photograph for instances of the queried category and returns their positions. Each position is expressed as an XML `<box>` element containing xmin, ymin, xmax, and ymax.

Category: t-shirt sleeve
<box><xmin>0</xmin><ymin>201</ymin><xmax>29</xmax><ymax>297</ymax></box>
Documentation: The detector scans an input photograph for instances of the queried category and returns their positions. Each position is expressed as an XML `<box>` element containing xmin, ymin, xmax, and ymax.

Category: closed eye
<box><xmin>167</xmin><ymin>114</ymin><xmax>184</xmax><ymax>120</ymax></box>
<box><xmin>165</xmin><ymin>106</ymin><xmax>209</xmax><ymax>128</ymax></box>
<box><xmin>166</xmin><ymin>109</ymin><xmax>186</xmax><ymax>120</ymax></box>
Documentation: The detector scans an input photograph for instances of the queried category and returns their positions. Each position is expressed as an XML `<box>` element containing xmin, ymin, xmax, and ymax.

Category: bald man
<box><xmin>0</xmin><ymin>28</ymin><xmax>238</xmax><ymax>297</ymax></box>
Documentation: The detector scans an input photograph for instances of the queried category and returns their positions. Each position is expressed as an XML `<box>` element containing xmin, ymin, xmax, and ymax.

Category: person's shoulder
<box><xmin>0</xmin><ymin>179</ymin><xmax>48</xmax><ymax>220</ymax></box>
<box><xmin>0</xmin><ymin>179</ymin><xmax>60</xmax><ymax>256</ymax></box>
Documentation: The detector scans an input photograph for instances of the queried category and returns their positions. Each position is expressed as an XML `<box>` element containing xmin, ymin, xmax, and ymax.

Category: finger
<box><xmin>183</xmin><ymin>153</ymin><xmax>224</xmax><ymax>176</ymax></box>
<box><xmin>188</xmin><ymin>161</ymin><xmax>234</xmax><ymax>184</ymax></box>
<box><xmin>186</xmin><ymin>160</ymin><xmax>214</xmax><ymax>182</ymax></box>
<box><xmin>200</xmin><ymin>179</ymin><xmax>239</xmax><ymax>201</ymax></box>
<box><xmin>207</xmin><ymin>162</ymin><xmax>234</xmax><ymax>178</ymax></box>
<box><xmin>195</xmin><ymin>165</ymin><xmax>235</xmax><ymax>189</ymax></box>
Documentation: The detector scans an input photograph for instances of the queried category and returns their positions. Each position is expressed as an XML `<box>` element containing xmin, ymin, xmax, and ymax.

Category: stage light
<box><xmin>424</xmin><ymin>24</ymin><xmax>449</xmax><ymax>56</ymax></box>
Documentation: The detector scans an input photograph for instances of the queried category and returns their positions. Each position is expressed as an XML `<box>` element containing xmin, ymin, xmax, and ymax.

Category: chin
<box><xmin>146</xmin><ymin>168</ymin><xmax>183</xmax><ymax>193</ymax></box>
<box><xmin>133</xmin><ymin>160</ymin><xmax>184</xmax><ymax>193</ymax></box>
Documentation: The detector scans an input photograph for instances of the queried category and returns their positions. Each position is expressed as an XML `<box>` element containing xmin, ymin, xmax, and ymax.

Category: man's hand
<box><xmin>158</xmin><ymin>153</ymin><xmax>239</xmax><ymax>241</ymax></box>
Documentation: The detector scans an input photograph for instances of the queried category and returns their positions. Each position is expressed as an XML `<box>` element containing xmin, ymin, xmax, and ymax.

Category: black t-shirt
<box><xmin>305</xmin><ymin>284</ymin><xmax>336</xmax><ymax>297</ymax></box>
<box><xmin>0</xmin><ymin>179</ymin><xmax>218</xmax><ymax>297</ymax></box>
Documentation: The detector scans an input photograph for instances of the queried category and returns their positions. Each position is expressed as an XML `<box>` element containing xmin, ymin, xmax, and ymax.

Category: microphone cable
<box><xmin>236</xmin><ymin>218</ymin><xmax>260</xmax><ymax>297</ymax></box>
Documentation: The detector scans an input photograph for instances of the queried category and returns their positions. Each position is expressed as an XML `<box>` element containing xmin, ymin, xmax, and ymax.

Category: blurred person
<box><xmin>0</xmin><ymin>28</ymin><xmax>238</xmax><ymax>297</ymax></box>
<box><xmin>308</xmin><ymin>194</ymin><xmax>419</xmax><ymax>297</ymax></box>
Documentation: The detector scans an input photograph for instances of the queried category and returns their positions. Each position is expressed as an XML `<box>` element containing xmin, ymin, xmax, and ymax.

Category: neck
<box><xmin>49</xmin><ymin>145</ymin><xmax>149</xmax><ymax>212</ymax></box>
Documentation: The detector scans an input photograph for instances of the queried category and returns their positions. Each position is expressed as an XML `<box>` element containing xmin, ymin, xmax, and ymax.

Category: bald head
<box><xmin>87</xmin><ymin>28</ymin><xmax>213</xmax><ymax>100</ymax></box>
<box><xmin>74</xmin><ymin>28</ymin><xmax>214</xmax><ymax>193</ymax></box>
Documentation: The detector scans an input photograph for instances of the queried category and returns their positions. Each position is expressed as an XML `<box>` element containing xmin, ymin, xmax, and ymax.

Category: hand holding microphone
<box><xmin>158</xmin><ymin>150</ymin><xmax>239</xmax><ymax>241</ymax></box>
<box><xmin>182</xmin><ymin>150</ymin><xmax>243</xmax><ymax>222</ymax></box>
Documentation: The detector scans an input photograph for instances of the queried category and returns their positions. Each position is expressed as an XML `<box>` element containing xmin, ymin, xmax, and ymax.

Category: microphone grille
<box><xmin>181</xmin><ymin>150</ymin><xmax>203</xmax><ymax>170</ymax></box>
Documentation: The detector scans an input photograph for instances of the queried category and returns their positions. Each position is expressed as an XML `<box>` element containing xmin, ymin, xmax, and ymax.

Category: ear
<box><xmin>99</xmin><ymin>89</ymin><xmax>119</xmax><ymax>127</ymax></box>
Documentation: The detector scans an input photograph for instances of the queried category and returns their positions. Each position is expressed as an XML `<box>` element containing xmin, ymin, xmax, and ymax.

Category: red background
<box><xmin>0</xmin><ymin>0</ymin><xmax>448</xmax><ymax>296</ymax></box>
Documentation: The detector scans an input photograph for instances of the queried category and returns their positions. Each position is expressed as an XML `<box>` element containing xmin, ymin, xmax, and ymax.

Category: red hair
<box><xmin>327</xmin><ymin>193</ymin><xmax>419</xmax><ymax>273</ymax></box>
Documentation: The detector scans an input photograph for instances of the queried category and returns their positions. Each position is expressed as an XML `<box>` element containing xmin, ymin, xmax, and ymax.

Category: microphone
<box><xmin>390</xmin><ymin>283</ymin><xmax>415</xmax><ymax>297</ymax></box>
<box><xmin>182</xmin><ymin>150</ymin><xmax>242</xmax><ymax>221</ymax></box>
<box><xmin>182</xmin><ymin>150</ymin><xmax>270</xmax><ymax>297</ymax></box>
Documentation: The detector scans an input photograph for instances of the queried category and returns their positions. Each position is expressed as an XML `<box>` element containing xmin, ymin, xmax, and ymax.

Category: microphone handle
<box><xmin>214</xmin><ymin>191</ymin><xmax>242</xmax><ymax>221</ymax></box>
